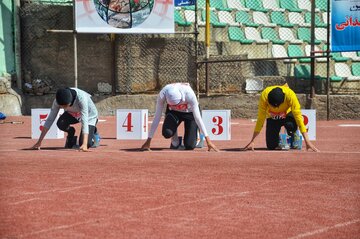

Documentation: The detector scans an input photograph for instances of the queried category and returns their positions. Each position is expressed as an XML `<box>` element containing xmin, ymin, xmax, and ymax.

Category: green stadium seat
<box><xmin>305</xmin><ymin>12</ymin><xmax>327</xmax><ymax>28</ymax></box>
<box><xmin>270</xmin><ymin>11</ymin><xmax>294</xmax><ymax>27</ymax></box>
<box><xmin>297</xmin><ymin>27</ymin><xmax>322</xmax><ymax>44</ymax></box>
<box><xmin>201</xmin><ymin>10</ymin><xmax>227</xmax><ymax>27</ymax></box>
<box><xmin>197</xmin><ymin>0</ymin><xmax>231</xmax><ymax>11</ymax></box>
<box><xmin>295</xmin><ymin>64</ymin><xmax>311</xmax><ymax>79</ymax></box>
<box><xmin>228</xmin><ymin>26</ymin><xmax>254</xmax><ymax>44</ymax></box>
<box><xmin>244</xmin><ymin>0</ymin><xmax>269</xmax><ymax>12</ymax></box>
<box><xmin>288</xmin><ymin>45</ymin><xmax>311</xmax><ymax>63</ymax></box>
<box><xmin>279</xmin><ymin>0</ymin><xmax>302</xmax><ymax>12</ymax></box>
<box><xmin>322</xmin><ymin>45</ymin><xmax>350</xmax><ymax>62</ymax></box>
<box><xmin>261</xmin><ymin>27</ymin><xmax>286</xmax><ymax>44</ymax></box>
<box><xmin>295</xmin><ymin>64</ymin><xmax>322</xmax><ymax>79</ymax></box>
<box><xmin>197</xmin><ymin>0</ymin><xmax>206</xmax><ymax>9</ymax></box>
<box><xmin>235</xmin><ymin>11</ymin><xmax>260</xmax><ymax>27</ymax></box>
<box><xmin>351</xmin><ymin>62</ymin><xmax>360</xmax><ymax>76</ymax></box>
<box><xmin>175</xmin><ymin>10</ymin><xmax>191</xmax><ymax>27</ymax></box>
<box><xmin>315</xmin><ymin>0</ymin><xmax>327</xmax><ymax>11</ymax></box>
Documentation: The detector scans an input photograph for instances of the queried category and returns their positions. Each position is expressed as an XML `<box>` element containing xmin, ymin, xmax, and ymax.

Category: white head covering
<box><xmin>165</xmin><ymin>87</ymin><xmax>182</xmax><ymax>105</ymax></box>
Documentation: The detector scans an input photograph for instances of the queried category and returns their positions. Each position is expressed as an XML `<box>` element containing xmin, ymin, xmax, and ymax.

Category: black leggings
<box><xmin>56</xmin><ymin>111</ymin><xmax>97</xmax><ymax>148</ymax></box>
<box><xmin>162</xmin><ymin>109</ymin><xmax>198</xmax><ymax>150</ymax></box>
<box><xmin>266</xmin><ymin>113</ymin><xmax>297</xmax><ymax>150</ymax></box>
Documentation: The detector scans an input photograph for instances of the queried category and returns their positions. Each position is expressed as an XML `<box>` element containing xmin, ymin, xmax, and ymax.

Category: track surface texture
<box><xmin>0</xmin><ymin>116</ymin><xmax>359</xmax><ymax>239</ymax></box>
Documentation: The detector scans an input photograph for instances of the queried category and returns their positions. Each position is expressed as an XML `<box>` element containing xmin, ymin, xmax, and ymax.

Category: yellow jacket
<box><xmin>254</xmin><ymin>85</ymin><xmax>307</xmax><ymax>133</ymax></box>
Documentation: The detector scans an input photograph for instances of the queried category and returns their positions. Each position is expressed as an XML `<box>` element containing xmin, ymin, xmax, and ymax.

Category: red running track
<box><xmin>0</xmin><ymin>116</ymin><xmax>359</xmax><ymax>238</ymax></box>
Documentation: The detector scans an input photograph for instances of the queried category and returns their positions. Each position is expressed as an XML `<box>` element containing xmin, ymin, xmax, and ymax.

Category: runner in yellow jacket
<box><xmin>243</xmin><ymin>85</ymin><xmax>319</xmax><ymax>152</ymax></box>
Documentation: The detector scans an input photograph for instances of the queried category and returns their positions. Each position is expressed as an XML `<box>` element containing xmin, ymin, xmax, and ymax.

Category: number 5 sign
<box><xmin>31</xmin><ymin>108</ymin><xmax>64</xmax><ymax>139</ymax></box>
<box><xmin>301</xmin><ymin>109</ymin><xmax>316</xmax><ymax>140</ymax></box>
<box><xmin>201</xmin><ymin>110</ymin><xmax>231</xmax><ymax>140</ymax></box>
<box><xmin>116</xmin><ymin>109</ymin><xmax>148</xmax><ymax>140</ymax></box>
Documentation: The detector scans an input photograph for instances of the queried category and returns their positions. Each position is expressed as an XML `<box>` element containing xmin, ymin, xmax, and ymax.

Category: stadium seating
<box><xmin>315</xmin><ymin>0</ymin><xmax>328</xmax><ymax>11</ymax></box>
<box><xmin>279</xmin><ymin>27</ymin><xmax>303</xmax><ymax>44</ymax></box>
<box><xmin>245</xmin><ymin>27</ymin><xmax>270</xmax><ymax>43</ymax></box>
<box><xmin>218</xmin><ymin>11</ymin><xmax>239</xmax><ymax>26</ymax></box>
<box><xmin>263</xmin><ymin>0</ymin><xmax>285</xmax><ymax>12</ymax></box>
<box><xmin>351</xmin><ymin>63</ymin><xmax>360</xmax><ymax>76</ymax></box>
<box><xmin>184</xmin><ymin>9</ymin><xmax>205</xmax><ymax>26</ymax></box>
<box><xmin>228</xmin><ymin>26</ymin><xmax>254</xmax><ymax>44</ymax></box>
<box><xmin>341</xmin><ymin>52</ymin><xmax>360</xmax><ymax>61</ymax></box>
<box><xmin>322</xmin><ymin>12</ymin><xmax>328</xmax><ymax>24</ymax></box>
<box><xmin>201</xmin><ymin>10</ymin><xmax>227</xmax><ymax>27</ymax></box>
<box><xmin>288</xmin><ymin>45</ymin><xmax>311</xmax><ymax>63</ymax></box>
<box><xmin>322</xmin><ymin>45</ymin><xmax>350</xmax><ymax>62</ymax></box>
<box><xmin>334</xmin><ymin>63</ymin><xmax>360</xmax><ymax>81</ymax></box>
<box><xmin>305</xmin><ymin>12</ymin><xmax>327</xmax><ymax>28</ymax></box>
<box><xmin>294</xmin><ymin>64</ymin><xmax>311</xmax><ymax>79</ymax></box>
<box><xmin>305</xmin><ymin>45</ymin><xmax>327</xmax><ymax>62</ymax></box>
<box><xmin>315</xmin><ymin>28</ymin><xmax>327</xmax><ymax>42</ymax></box>
<box><xmin>297</xmin><ymin>27</ymin><xmax>322</xmax><ymax>44</ymax></box>
<box><xmin>235</xmin><ymin>11</ymin><xmax>260</xmax><ymax>27</ymax></box>
<box><xmin>270</xmin><ymin>11</ymin><xmax>294</xmax><ymax>27</ymax></box>
<box><xmin>244</xmin><ymin>0</ymin><xmax>269</xmax><ymax>12</ymax></box>
<box><xmin>261</xmin><ymin>27</ymin><xmax>285</xmax><ymax>44</ymax></box>
<box><xmin>294</xmin><ymin>64</ymin><xmax>322</xmax><ymax>79</ymax></box>
<box><xmin>289</xmin><ymin>12</ymin><xmax>311</xmax><ymax>27</ymax></box>
<box><xmin>227</xmin><ymin>0</ymin><xmax>250</xmax><ymax>11</ymax></box>
<box><xmin>253</xmin><ymin>11</ymin><xmax>276</xmax><ymax>27</ymax></box>
<box><xmin>272</xmin><ymin>44</ymin><xmax>296</xmax><ymax>62</ymax></box>
<box><xmin>279</xmin><ymin>0</ymin><xmax>302</xmax><ymax>12</ymax></box>
<box><xmin>297</xmin><ymin>0</ymin><xmax>321</xmax><ymax>12</ymax></box>
<box><xmin>175</xmin><ymin>9</ymin><xmax>191</xmax><ymax>27</ymax></box>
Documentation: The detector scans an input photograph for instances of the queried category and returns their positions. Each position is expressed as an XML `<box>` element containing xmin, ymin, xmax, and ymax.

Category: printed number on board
<box><xmin>143</xmin><ymin>113</ymin><xmax>147</xmax><ymax>132</ymax></box>
<box><xmin>39</xmin><ymin>114</ymin><xmax>48</xmax><ymax>131</ymax></box>
<box><xmin>302</xmin><ymin>115</ymin><xmax>309</xmax><ymax>132</ymax></box>
<box><xmin>122</xmin><ymin>113</ymin><xmax>134</xmax><ymax>132</ymax></box>
<box><xmin>212</xmin><ymin>116</ymin><xmax>224</xmax><ymax>135</ymax></box>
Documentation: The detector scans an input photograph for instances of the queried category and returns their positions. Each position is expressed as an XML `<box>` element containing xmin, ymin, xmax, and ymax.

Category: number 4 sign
<box><xmin>201</xmin><ymin>110</ymin><xmax>231</xmax><ymax>140</ymax></box>
<box><xmin>116</xmin><ymin>109</ymin><xmax>148</xmax><ymax>140</ymax></box>
<box><xmin>301</xmin><ymin>109</ymin><xmax>316</xmax><ymax>140</ymax></box>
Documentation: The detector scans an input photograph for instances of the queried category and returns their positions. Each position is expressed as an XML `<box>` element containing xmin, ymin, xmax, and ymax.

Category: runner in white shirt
<box><xmin>141</xmin><ymin>83</ymin><xmax>219</xmax><ymax>151</ymax></box>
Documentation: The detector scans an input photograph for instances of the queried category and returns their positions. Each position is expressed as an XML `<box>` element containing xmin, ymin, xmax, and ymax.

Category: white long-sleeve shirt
<box><xmin>44</xmin><ymin>88</ymin><xmax>98</xmax><ymax>134</ymax></box>
<box><xmin>148</xmin><ymin>83</ymin><xmax>208</xmax><ymax>138</ymax></box>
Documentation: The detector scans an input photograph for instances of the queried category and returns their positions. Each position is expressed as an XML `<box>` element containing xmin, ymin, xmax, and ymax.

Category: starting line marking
<box><xmin>338</xmin><ymin>124</ymin><xmax>360</xmax><ymax>127</ymax></box>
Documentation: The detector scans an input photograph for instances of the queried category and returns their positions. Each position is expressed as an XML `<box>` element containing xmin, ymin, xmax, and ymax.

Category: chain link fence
<box><xmin>19</xmin><ymin>0</ymin><xmax>360</xmax><ymax>96</ymax></box>
<box><xmin>176</xmin><ymin>0</ymin><xmax>360</xmax><ymax>95</ymax></box>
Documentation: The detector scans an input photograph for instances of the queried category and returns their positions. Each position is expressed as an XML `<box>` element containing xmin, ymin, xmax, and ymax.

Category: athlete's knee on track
<box><xmin>162</xmin><ymin>128</ymin><xmax>174</xmax><ymax>139</ymax></box>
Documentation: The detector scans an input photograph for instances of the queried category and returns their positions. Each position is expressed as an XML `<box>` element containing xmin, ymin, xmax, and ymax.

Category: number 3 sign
<box><xmin>116</xmin><ymin>109</ymin><xmax>148</xmax><ymax>140</ymax></box>
<box><xmin>201</xmin><ymin>110</ymin><xmax>231</xmax><ymax>140</ymax></box>
<box><xmin>301</xmin><ymin>109</ymin><xmax>316</xmax><ymax>140</ymax></box>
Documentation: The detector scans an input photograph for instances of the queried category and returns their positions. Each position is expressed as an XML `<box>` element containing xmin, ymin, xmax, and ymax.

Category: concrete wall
<box><xmin>20</xmin><ymin>93</ymin><xmax>360</xmax><ymax>120</ymax></box>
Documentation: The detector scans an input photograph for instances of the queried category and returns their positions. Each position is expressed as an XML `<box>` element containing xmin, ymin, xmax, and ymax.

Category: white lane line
<box><xmin>8</xmin><ymin>198</ymin><xmax>42</xmax><ymax>205</ymax></box>
<box><xmin>288</xmin><ymin>218</ymin><xmax>360</xmax><ymax>239</ymax></box>
<box><xmin>338</xmin><ymin>124</ymin><xmax>360</xmax><ymax>127</ymax></box>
